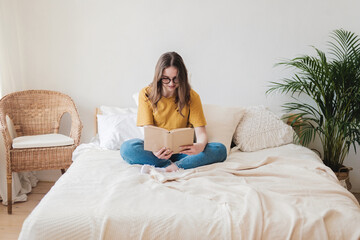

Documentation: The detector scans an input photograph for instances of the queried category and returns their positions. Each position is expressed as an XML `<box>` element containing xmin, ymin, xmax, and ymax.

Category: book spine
<box><xmin>165</xmin><ymin>132</ymin><xmax>171</xmax><ymax>150</ymax></box>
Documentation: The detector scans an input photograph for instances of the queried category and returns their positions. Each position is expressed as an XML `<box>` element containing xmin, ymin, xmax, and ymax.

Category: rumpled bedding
<box><xmin>19</xmin><ymin>143</ymin><xmax>360</xmax><ymax>240</ymax></box>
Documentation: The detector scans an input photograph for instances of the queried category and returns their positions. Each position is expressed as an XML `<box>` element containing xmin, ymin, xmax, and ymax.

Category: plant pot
<box><xmin>335</xmin><ymin>166</ymin><xmax>353</xmax><ymax>190</ymax></box>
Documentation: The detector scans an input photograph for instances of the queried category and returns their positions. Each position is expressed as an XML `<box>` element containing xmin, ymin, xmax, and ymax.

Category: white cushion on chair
<box><xmin>12</xmin><ymin>133</ymin><xmax>74</xmax><ymax>149</ymax></box>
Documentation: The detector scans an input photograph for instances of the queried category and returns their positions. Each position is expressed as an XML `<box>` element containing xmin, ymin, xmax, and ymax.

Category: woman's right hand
<box><xmin>153</xmin><ymin>147</ymin><xmax>173</xmax><ymax>159</ymax></box>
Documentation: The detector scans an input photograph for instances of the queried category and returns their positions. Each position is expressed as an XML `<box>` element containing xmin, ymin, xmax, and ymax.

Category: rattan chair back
<box><xmin>0</xmin><ymin>90</ymin><xmax>77</xmax><ymax>135</ymax></box>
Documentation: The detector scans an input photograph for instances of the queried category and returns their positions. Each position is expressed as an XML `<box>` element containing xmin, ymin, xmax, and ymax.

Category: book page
<box><xmin>170</xmin><ymin>128</ymin><xmax>195</xmax><ymax>153</ymax></box>
<box><xmin>144</xmin><ymin>126</ymin><xmax>169</xmax><ymax>152</ymax></box>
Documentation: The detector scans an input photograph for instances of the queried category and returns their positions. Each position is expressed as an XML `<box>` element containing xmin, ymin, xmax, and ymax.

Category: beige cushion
<box><xmin>203</xmin><ymin>104</ymin><xmax>245</xmax><ymax>154</ymax></box>
<box><xmin>6</xmin><ymin>115</ymin><xmax>17</xmax><ymax>139</ymax></box>
<box><xmin>12</xmin><ymin>133</ymin><xmax>74</xmax><ymax>149</ymax></box>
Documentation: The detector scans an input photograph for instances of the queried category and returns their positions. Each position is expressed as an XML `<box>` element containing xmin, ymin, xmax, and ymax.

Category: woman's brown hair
<box><xmin>147</xmin><ymin>52</ymin><xmax>191</xmax><ymax>117</ymax></box>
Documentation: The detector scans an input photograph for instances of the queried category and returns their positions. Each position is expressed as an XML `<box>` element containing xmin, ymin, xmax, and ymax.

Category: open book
<box><xmin>144</xmin><ymin>126</ymin><xmax>194</xmax><ymax>153</ymax></box>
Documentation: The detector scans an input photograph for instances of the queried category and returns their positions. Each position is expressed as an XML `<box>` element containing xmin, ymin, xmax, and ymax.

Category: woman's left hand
<box><xmin>179</xmin><ymin>143</ymin><xmax>206</xmax><ymax>155</ymax></box>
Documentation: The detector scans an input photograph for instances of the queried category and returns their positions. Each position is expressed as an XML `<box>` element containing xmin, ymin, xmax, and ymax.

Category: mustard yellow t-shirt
<box><xmin>137</xmin><ymin>86</ymin><xmax>207</xmax><ymax>131</ymax></box>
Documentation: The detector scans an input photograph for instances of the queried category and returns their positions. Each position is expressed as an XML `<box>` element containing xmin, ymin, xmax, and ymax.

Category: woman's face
<box><xmin>161</xmin><ymin>66</ymin><xmax>179</xmax><ymax>97</ymax></box>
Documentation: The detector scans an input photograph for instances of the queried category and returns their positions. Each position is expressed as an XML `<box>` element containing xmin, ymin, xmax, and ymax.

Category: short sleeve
<box><xmin>137</xmin><ymin>87</ymin><xmax>154</xmax><ymax>126</ymax></box>
<box><xmin>188</xmin><ymin>90</ymin><xmax>207</xmax><ymax>127</ymax></box>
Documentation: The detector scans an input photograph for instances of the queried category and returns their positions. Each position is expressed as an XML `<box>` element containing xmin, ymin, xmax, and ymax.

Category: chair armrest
<box><xmin>0</xmin><ymin>112</ymin><xmax>13</xmax><ymax>150</ymax></box>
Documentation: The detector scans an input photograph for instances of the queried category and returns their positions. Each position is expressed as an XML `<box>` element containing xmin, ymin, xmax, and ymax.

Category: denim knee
<box><xmin>208</xmin><ymin>142</ymin><xmax>227</xmax><ymax>162</ymax></box>
<box><xmin>120</xmin><ymin>138</ymin><xmax>143</xmax><ymax>163</ymax></box>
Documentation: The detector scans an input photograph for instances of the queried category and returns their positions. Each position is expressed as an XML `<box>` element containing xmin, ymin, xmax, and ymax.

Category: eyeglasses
<box><xmin>161</xmin><ymin>76</ymin><xmax>179</xmax><ymax>84</ymax></box>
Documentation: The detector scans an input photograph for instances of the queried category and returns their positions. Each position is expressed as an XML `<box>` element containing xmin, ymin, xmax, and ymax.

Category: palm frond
<box><xmin>267</xmin><ymin>29</ymin><xmax>360</xmax><ymax>172</ymax></box>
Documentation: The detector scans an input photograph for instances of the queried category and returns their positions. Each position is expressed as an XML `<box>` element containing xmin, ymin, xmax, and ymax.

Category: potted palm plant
<box><xmin>267</xmin><ymin>29</ymin><xmax>360</xmax><ymax>183</ymax></box>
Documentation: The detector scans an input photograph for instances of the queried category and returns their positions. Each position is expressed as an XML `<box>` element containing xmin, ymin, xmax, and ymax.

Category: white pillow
<box><xmin>99</xmin><ymin>105</ymin><xmax>137</xmax><ymax>115</ymax></box>
<box><xmin>203</xmin><ymin>104</ymin><xmax>245</xmax><ymax>155</ymax></box>
<box><xmin>233</xmin><ymin>106</ymin><xmax>294</xmax><ymax>152</ymax></box>
<box><xmin>97</xmin><ymin>113</ymin><xmax>144</xmax><ymax>150</ymax></box>
<box><xmin>132</xmin><ymin>92</ymin><xmax>139</xmax><ymax>106</ymax></box>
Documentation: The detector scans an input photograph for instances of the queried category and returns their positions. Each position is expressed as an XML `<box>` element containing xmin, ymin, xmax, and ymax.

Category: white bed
<box><xmin>18</xmin><ymin>105</ymin><xmax>360</xmax><ymax>240</ymax></box>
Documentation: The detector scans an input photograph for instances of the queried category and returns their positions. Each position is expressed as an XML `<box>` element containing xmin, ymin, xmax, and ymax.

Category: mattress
<box><xmin>19</xmin><ymin>143</ymin><xmax>360</xmax><ymax>240</ymax></box>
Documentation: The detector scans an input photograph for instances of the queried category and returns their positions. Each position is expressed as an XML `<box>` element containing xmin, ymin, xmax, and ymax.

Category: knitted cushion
<box><xmin>233</xmin><ymin>106</ymin><xmax>294</xmax><ymax>152</ymax></box>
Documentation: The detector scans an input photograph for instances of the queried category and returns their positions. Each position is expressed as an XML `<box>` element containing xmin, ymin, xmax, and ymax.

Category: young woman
<box><xmin>120</xmin><ymin>52</ymin><xmax>227</xmax><ymax>172</ymax></box>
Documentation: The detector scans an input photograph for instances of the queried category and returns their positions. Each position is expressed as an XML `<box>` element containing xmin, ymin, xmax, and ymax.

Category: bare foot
<box><xmin>140</xmin><ymin>165</ymin><xmax>152</xmax><ymax>174</ymax></box>
<box><xmin>165</xmin><ymin>163</ymin><xmax>179</xmax><ymax>172</ymax></box>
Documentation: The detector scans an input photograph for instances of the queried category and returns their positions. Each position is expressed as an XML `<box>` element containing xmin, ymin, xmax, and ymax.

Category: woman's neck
<box><xmin>162</xmin><ymin>89</ymin><xmax>175</xmax><ymax>98</ymax></box>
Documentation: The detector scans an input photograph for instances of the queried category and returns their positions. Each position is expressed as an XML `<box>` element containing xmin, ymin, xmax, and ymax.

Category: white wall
<box><xmin>6</xmin><ymin>0</ymin><xmax>360</xmax><ymax>191</ymax></box>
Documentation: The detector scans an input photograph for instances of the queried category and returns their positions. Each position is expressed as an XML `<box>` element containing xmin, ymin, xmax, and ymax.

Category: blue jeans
<box><xmin>120</xmin><ymin>138</ymin><xmax>227</xmax><ymax>170</ymax></box>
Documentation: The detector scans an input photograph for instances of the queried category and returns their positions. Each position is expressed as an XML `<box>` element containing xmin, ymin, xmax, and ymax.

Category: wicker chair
<box><xmin>0</xmin><ymin>90</ymin><xmax>82</xmax><ymax>214</ymax></box>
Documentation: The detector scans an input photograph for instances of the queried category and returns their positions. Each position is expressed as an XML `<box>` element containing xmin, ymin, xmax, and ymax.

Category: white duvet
<box><xmin>19</xmin><ymin>144</ymin><xmax>360</xmax><ymax>240</ymax></box>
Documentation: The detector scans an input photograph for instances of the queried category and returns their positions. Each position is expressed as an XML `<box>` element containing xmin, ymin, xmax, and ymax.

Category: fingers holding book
<box><xmin>153</xmin><ymin>147</ymin><xmax>173</xmax><ymax>160</ymax></box>
<box><xmin>179</xmin><ymin>143</ymin><xmax>205</xmax><ymax>155</ymax></box>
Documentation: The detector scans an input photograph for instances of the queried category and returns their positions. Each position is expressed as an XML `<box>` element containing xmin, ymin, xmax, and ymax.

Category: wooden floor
<box><xmin>0</xmin><ymin>181</ymin><xmax>55</xmax><ymax>240</ymax></box>
<box><xmin>0</xmin><ymin>182</ymin><xmax>359</xmax><ymax>240</ymax></box>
